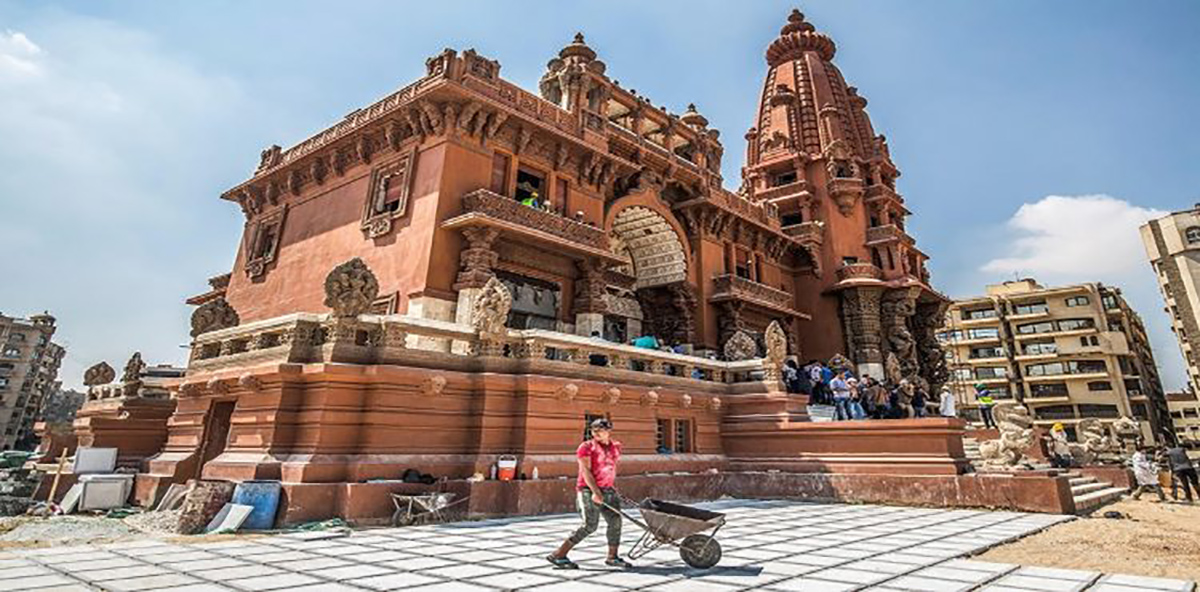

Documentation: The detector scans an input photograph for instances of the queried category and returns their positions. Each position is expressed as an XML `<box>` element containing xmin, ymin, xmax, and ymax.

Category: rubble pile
<box><xmin>0</xmin><ymin>451</ymin><xmax>40</xmax><ymax>517</ymax></box>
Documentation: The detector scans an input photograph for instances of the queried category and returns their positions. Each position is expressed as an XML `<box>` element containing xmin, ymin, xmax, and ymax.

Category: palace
<box><xmin>62</xmin><ymin>11</ymin><xmax>1101</xmax><ymax>523</ymax></box>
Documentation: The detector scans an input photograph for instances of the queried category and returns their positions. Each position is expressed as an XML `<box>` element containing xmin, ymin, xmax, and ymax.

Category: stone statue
<box><xmin>190</xmin><ymin>297</ymin><xmax>240</xmax><ymax>338</ymax></box>
<box><xmin>1071</xmin><ymin>418</ymin><xmax>1121</xmax><ymax>465</ymax></box>
<box><xmin>763</xmin><ymin>321</ymin><xmax>788</xmax><ymax>379</ymax></box>
<box><xmin>83</xmin><ymin>361</ymin><xmax>116</xmax><ymax>386</ymax></box>
<box><xmin>121</xmin><ymin>352</ymin><xmax>146</xmax><ymax>384</ymax></box>
<box><xmin>1112</xmin><ymin>416</ymin><xmax>1142</xmax><ymax>455</ymax></box>
<box><xmin>884</xmin><ymin>352</ymin><xmax>904</xmax><ymax>386</ymax></box>
<box><xmin>471</xmin><ymin>276</ymin><xmax>513</xmax><ymax>337</ymax></box>
<box><xmin>881</xmin><ymin>288</ymin><xmax>919</xmax><ymax>379</ymax></box>
<box><xmin>978</xmin><ymin>402</ymin><xmax>1036</xmax><ymax>470</ymax></box>
<box><xmin>257</xmin><ymin>144</ymin><xmax>282</xmax><ymax>172</ymax></box>
<box><xmin>723</xmin><ymin>330</ymin><xmax>757</xmax><ymax>361</ymax></box>
<box><xmin>324</xmin><ymin>258</ymin><xmax>379</xmax><ymax>318</ymax></box>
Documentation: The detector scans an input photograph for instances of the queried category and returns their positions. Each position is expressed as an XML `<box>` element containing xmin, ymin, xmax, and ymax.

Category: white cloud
<box><xmin>0</xmin><ymin>15</ymin><xmax>259</xmax><ymax>390</ymax></box>
<box><xmin>982</xmin><ymin>194</ymin><xmax>1166</xmax><ymax>280</ymax></box>
<box><xmin>981</xmin><ymin>194</ymin><xmax>1187</xmax><ymax>390</ymax></box>
<box><xmin>0</xmin><ymin>30</ymin><xmax>43</xmax><ymax>77</ymax></box>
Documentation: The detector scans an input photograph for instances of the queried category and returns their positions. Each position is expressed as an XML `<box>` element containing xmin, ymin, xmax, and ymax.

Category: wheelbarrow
<box><xmin>603</xmin><ymin>498</ymin><xmax>726</xmax><ymax>569</ymax></box>
<box><xmin>390</xmin><ymin>492</ymin><xmax>468</xmax><ymax>526</ymax></box>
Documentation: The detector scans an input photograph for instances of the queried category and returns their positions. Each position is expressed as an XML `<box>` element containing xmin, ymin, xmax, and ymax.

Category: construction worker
<box><xmin>975</xmin><ymin>384</ymin><xmax>996</xmax><ymax>429</ymax></box>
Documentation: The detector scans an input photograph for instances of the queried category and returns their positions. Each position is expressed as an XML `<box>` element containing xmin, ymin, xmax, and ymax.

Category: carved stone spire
<box><xmin>323</xmin><ymin>258</ymin><xmax>380</xmax><ymax>318</ymax></box>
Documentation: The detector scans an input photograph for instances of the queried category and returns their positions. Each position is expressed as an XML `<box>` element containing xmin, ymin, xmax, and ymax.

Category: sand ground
<box><xmin>977</xmin><ymin>498</ymin><xmax>1200</xmax><ymax>580</ymax></box>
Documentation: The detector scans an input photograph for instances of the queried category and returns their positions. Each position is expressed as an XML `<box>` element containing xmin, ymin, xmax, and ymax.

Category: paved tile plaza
<box><xmin>0</xmin><ymin>499</ymin><xmax>1195</xmax><ymax>591</ymax></box>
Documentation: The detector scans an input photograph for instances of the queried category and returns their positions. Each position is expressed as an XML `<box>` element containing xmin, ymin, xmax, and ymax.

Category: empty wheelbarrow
<box><xmin>603</xmin><ymin>498</ymin><xmax>726</xmax><ymax>569</ymax></box>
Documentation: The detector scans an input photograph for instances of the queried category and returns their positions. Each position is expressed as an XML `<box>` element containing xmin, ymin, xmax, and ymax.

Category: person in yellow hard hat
<box><xmin>1048</xmin><ymin>422</ymin><xmax>1072</xmax><ymax>468</ymax></box>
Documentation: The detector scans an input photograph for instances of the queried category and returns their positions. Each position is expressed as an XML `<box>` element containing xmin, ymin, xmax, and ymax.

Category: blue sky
<box><xmin>1</xmin><ymin>1</ymin><xmax>1197</xmax><ymax>390</ymax></box>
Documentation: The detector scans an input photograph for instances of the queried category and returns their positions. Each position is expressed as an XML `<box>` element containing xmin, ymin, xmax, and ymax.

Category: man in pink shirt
<box><xmin>546</xmin><ymin>418</ymin><xmax>631</xmax><ymax>569</ymax></box>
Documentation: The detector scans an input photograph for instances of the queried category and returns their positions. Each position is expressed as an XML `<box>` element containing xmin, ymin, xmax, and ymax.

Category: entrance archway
<box><xmin>607</xmin><ymin>206</ymin><xmax>694</xmax><ymax>344</ymax></box>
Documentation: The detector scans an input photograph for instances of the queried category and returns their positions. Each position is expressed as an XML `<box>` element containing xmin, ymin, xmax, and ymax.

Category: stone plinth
<box><xmin>73</xmin><ymin>395</ymin><xmax>176</xmax><ymax>469</ymax></box>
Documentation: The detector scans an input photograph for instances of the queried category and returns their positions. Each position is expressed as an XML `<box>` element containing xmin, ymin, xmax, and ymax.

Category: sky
<box><xmin>1</xmin><ymin>1</ymin><xmax>1198</xmax><ymax>391</ymax></box>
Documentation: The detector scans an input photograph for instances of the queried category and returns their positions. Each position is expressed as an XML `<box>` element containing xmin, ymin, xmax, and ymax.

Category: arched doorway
<box><xmin>608</xmin><ymin>206</ymin><xmax>694</xmax><ymax>345</ymax></box>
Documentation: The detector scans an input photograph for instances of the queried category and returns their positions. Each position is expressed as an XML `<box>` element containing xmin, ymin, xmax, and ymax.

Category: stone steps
<box><xmin>1074</xmin><ymin>486</ymin><xmax>1129</xmax><ymax>513</ymax></box>
<box><xmin>1071</xmin><ymin>481</ymin><xmax>1109</xmax><ymax>496</ymax></box>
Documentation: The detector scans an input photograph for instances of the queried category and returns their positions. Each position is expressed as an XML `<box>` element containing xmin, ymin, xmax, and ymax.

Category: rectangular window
<box><xmin>735</xmin><ymin>249</ymin><xmax>754</xmax><ymax>280</ymax></box>
<box><xmin>1130</xmin><ymin>403</ymin><xmax>1147</xmax><ymax>419</ymax></box>
<box><xmin>1012</xmin><ymin>301</ymin><xmax>1049</xmax><ymax>315</ymax></box>
<box><xmin>966</xmin><ymin>328</ymin><xmax>999</xmax><ymax>339</ymax></box>
<box><xmin>1102</xmin><ymin>295</ymin><xmax>1119</xmax><ymax>309</ymax></box>
<box><xmin>962</xmin><ymin>308</ymin><xmax>998</xmax><ymax>320</ymax></box>
<box><xmin>969</xmin><ymin>346</ymin><xmax>1004</xmax><ymax>359</ymax></box>
<box><xmin>656</xmin><ymin>419</ymin><xmax>669</xmax><ymax>452</ymax></box>
<box><xmin>974</xmin><ymin>366</ymin><xmax>1008</xmax><ymax>379</ymax></box>
<box><xmin>490</xmin><ymin>152</ymin><xmax>511</xmax><ymax>195</ymax></box>
<box><xmin>937</xmin><ymin>330</ymin><xmax>964</xmax><ymax>343</ymax></box>
<box><xmin>953</xmin><ymin>368</ymin><xmax>974</xmax><ymax>381</ymax></box>
<box><xmin>1076</xmin><ymin>360</ymin><xmax>1107</xmax><ymax>374</ymax></box>
<box><xmin>1030</xmin><ymin>382</ymin><xmax>1069</xmax><ymax>397</ymax></box>
<box><xmin>1064</xmin><ymin>296</ymin><xmax>1090</xmax><ymax>307</ymax></box>
<box><xmin>2</xmin><ymin>348</ymin><xmax>19</xmax><ymax>358</ymax></box>
<box><xmin>674</xmin><ymin>419</ymin><xmax>693</xmax><ymax>453</ymax></box>
<box><xmin>1023</xmin><ymin>341</ymin><xmax>1057</xmax><ymax>355</ymax></box>
<box><xmin>1035</xmin><ymin>405</ymin><xmax>1077</xmax><ymax>420</ymax></box>
<box><xmin>772</xmin><ymin>171</ymin><xmax>797</xmax><ymax>186</ymax></box>
<box><xmin>515</xmin><ymin>167</ymin><xmax>546</xmax><ymax>205</ymax></box>
<box><xmin>1078</xmin><ymin>404</ymin><xmax>1120</xmax><ymax>418</ymax></box>
<box><xmin>1087</xmin><ymin>381</ymin><xmax>1112</xmax><ymax>391</ymax></box>
<box><xmin>1057</xmin><ymin>318</ymin><xmax>1095</xmax><ymax>332</ymax></box>
<box><xmin>1017</xmin><ymin>321</ymin><xmax>1055</xmax><ymax>335</ymax></box>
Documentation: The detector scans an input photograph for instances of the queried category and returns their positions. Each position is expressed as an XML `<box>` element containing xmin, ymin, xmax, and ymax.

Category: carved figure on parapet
<box><xmin>83</xmin><ymin>361</ymin><xmax>115</xmax><ymax>387</ymax></box>
<box><xmin>121</xmin><ymin>352</ymin><xmax>146</xmax><ymax>384</ymax></box>
<box><xmin>472</xmin><ymin>276</ymin><xmax>513</xmax><ymax>338</ymax></box>
<box><xmin>977</xmin><ymin>402</ymin><xmax>1036</xmax><ymax>470</ymax></box>
<box><xmin>191</xmin><ymin>296</ymin><xmax>240</xmax><ymax>338</ymax></box>
<box><xmin>324</xmin><ymin>258</ymin><xmax>380</xmax><ymax>318</ymax></box>
<box><xmin>763</xmin><ymin>321</ymin><xmax>788</xmax><ymax>381</ymax></box>
<box><xmin>723</xmin><ymin>330</ymin><xmax>758</xmax><ymax>362</ymax></box>
<box><xmin>257</xmin><ymin>144</ymin><xmax>282</xmax><ymax>172</ymax></box>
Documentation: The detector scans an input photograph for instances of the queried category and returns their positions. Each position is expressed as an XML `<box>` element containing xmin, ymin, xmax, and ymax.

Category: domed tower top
<box><xmin>766</xmin><ymin>9</ymin><xmax>836</xmax><ymax>65</ymax></box>
<box><xmin>744</xmin><ymin>9</ymin><xmax>889</xmax><ymax>177</ymax></box>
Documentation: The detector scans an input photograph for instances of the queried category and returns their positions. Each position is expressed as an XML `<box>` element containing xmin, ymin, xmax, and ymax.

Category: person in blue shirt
<box><xmin>631</xmin><ymin>335</ymin><xmax>659</xmax><ymax>349</ymax></box>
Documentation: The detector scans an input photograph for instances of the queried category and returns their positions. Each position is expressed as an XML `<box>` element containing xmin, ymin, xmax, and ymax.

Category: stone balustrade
<box><xmin>187</xmin><ymin>312</ymin><xmax>768</xmax><ymax>386</ymax></box>
<box><xmin>755</xmin><ymin>179</ymin><xmax>810</xmax><ymax>203</ymax></box>
<box><xmin>460</xmin><ymin>188</ymin><xmax>608</xmax><ymax>251</ymax></box>
<box><xmin>866</xmin><ymin>224</ymin><xmax>905</xmax><ymax>245</ymax></box>
<box><xmin>782</xmin><ymin>221</ymin><xmax>823</xmax><ymax>244</ymax></box>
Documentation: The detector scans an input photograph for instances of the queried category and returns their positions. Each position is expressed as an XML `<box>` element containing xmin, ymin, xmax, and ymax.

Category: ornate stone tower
<box><xmin>742</xmin><ymin>10</ymin><xmax>947</xmax><ymax>388</ymax></box>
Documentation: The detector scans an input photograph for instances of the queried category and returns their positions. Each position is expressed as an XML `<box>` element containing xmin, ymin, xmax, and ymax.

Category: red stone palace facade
<box><xmin>67</xmin><ymin>11</ymin><xmax>1093</xmax><ymax>523</ymax></box>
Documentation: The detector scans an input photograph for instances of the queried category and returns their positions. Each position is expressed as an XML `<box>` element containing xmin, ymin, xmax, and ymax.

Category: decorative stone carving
<box><xmin>604</xmin><ymin>387</ymin><xmax>621</xmax><ymax>405</ymax></box>
<box><xmin>884</xmin><ymin>353</ymin><xmax>903</xmax><ymax>385</ymax></box>
<box><xmin>556</xmin><ymin>383</ymin><xmax>579</xmax><ymax>402</ymax></box>
<box><xmin>680</xmin><ymin>394</ymin><xmax>693</xmax><ymax>408</ymax></box>
<box><xmin>83</xmin><ymin>362</ymin><xmax>115</xmax><ymax>386</ymax></box>
<box><xmin>324</xmin><ymin>258</ymin><xmax>380</xmax><ymax>318</ymax></box>
<box><xmin>207</xmin><ymin>378</ymin><xmax>229</xmax><ymax>395</ymax></box>
<box><xmin>913</xmin><ymin>301</ymin><xmax>950</xmax><ymax>393</ymax></box>
<box><xmin>121</xmin><ymin>352</ymin><xmax>146</xmax><ymax>394</ymax></box>
<box><xmin>471</xmin><ymin>276</ymin><xmax>513</xmax><ymax>337</ymax></box>
<box><xmin>709</xmin><ymin>397</ymin><xmax>722</xmax><ymax>412</ymax></box>
<box><xmin>1070</xmin><ymin>418</ymin><xmax>1122</xmax><ymax>465</ymax></box>
<box><xmin>574</xmin><ymin>259</ymin><xmax>608</xmax><ymax>315</ymax></box>
<box><xmin>362</xmin><ymin>150</ymin><xmax>416</xmax><ymax>238</ymax></box>
<box><xmin>191</xmin><ymin>297</ymin><xmax>240</xmax><ymax>338</ymax></box>
<box><xmin>257</xmin><ymin>144</ymin><xmax>282</xmax><ymax>172</ymax></box>
<box><xmin>881</xmin><ymin>287</ymin><xmax>920</xmax><ymax>380</ymax></box>
<box><xmin>238</xmin><ymin>374</ymin><xmax>262</xmax><ymax>391</ymax></box>
<box><xmin>723</xmin><ymin>330</ymin><xmax>757</xmax><ymax>361</ymax></box>
<box><xmin>454</xmin><ymin>226</ymin><xmax>501</xmax><ymax>290</ymax></box>
<box><xmin>763</xmin><ymin>321</ymin><xmax>788</xmax><ymax>380</ymax></box>
<box><xmin>1112</xmin><ymin>416</ymin><xmax>1143</xmax><ymax>454</ymax></box>
<box><xmin>641</xmin><ymin>390</ymin><xmax>659</xmax><ymax>407</ymax></box>
<box><xmin>422</xmin><ymin>375</ymin><xmax>448</xmax><ymax>397</ymax></box>
<box><xmin>978</xmin><ymin>402</ymin><xmax>1036</xmax><ymax>470</ymax></box>
<box><xmin>839</xmin><ymin>287</ymin><xmax>883</xmax><ymax>368</ymax></box>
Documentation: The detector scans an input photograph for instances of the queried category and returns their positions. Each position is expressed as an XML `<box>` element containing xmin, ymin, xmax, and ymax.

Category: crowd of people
<box><xmin>781</xmin><ymin>359</ymin><xmax>958</xmax><ymax>421</ymax></box>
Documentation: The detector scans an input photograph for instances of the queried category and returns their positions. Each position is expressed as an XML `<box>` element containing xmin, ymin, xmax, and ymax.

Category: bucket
<box><xmin>498</xmin><ymin>455</ymin><xmax>517</xmax><ymax>481</ymax></box>
<box><xmin>231</xmin><ymin>480</ymin><xmax>282</xmax><ymax>530</ymax></box>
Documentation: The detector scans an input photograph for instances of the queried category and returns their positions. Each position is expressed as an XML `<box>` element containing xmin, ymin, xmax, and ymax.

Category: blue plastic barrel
<box><xmin>231</xmin><ymin>480</ymin><xmax>282</xmax><ymax>530</ymax></box>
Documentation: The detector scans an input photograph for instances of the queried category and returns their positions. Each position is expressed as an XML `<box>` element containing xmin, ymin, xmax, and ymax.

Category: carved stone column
<box><xmin>881</xmin><ymin>286</ymin><xmax>921</xmax><ymax>381</ymax></box>
<box><xmin>573</xmin><ymin>258</ymin><xmax>608</xmax><ymax>337</ymax></box>
<box><xmin>453</xmin><ymin>227</ymin><xmax>501</xmax><ymax>352</ymax></box>
<box><xmin>913</xmin><ymin>300</ymin><xmax>950</xmax><ymax>392</ymax></box>
<box><xmin>717</xmin><ymin>301</ymin><xmax>746</xmax><ymax>349</ymax></box>
<box><xmin>839</xmin><ymin>286</ymin><xmax>884</xmax><ymax>379</ymax></box>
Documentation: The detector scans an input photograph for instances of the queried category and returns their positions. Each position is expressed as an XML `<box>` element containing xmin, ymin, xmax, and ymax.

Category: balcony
<box><xmin>709</xmin><ymin>274</ymin><xmax>809</xmax><ymax>318</ymax></box>
<box><xmin>835</xmin><ymin>262</ymin><xmax>883</xmax><ymax>283</ymax></box>
<box><xmin>782</xmin><ymin>221</ymin><xmax>823</xmax><ymax>245</ymax></box>
<box><xmin>444</xmin><ymin>189</ymin><xmax>621</xmax><ymax>262</ymax></box>
<box><xmin>865</xmin><ymin>224</ymin><xmax>908</xmax><ymax>246</ymax></box>
<box><xmin>756</xmin><ymin>179</ymin><xmax>811</xmax><ymax>203</ymax></box>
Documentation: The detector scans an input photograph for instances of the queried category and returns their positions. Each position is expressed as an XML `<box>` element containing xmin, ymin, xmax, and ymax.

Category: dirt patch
<box><xmin>977</xmin><ymin>498</ymin><xmax>1200</xmax><ymax>580</ymax></box>
<box><xmin>0</xmin><ymin>515</ymin><xmax>141</xmax><ymax>549</ymax></box>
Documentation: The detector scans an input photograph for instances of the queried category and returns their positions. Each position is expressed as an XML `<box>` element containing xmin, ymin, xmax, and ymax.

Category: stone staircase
<box><xmin>963</xmin><ymin>436</ymin><xmax>982</xmax><ymax>462</ymax></box>
<box><xmin>1066</xmin><ymin>471</ymin><xmax>1127</xmax><ymax>514</ymax></box>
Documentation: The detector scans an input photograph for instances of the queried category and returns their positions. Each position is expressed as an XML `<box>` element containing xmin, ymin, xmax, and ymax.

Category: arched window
<box><xmin>1186</xmin><ymin>226</ymin><xmax>1200</xmax><ymax>244</ymax></box>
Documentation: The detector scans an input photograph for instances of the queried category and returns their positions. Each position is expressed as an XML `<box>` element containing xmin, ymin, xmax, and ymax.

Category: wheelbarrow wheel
<box><xmin>680</xmin><ymin>534</ymin><xmax>721</xmax><ymax>569</ymax></box>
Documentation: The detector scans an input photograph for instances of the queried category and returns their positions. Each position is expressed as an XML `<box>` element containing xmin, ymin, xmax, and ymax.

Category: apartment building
<box><xmin>938</xmin><ymin>279</ymin><xmax>1170</xmax><ymax>443</ymax></box>
<box><xmin>1140</xmin><ymin>205</ymin><xmax>1200</xmax><ymax>391</ymax></box>
<box><xmin>0</xmin><ymin>311</ymin><xmax>66</xmax><ymax>450</ymax></box>
<box><xmin>1166</xmin><ymin>391</ymin><xmax>1200</xmax><ymax>450</ymax></box>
